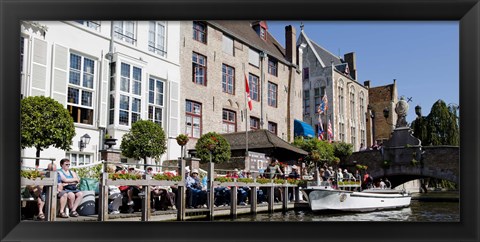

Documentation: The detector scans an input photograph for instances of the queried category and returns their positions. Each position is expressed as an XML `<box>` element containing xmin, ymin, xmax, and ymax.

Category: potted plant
<box><xmin>104</xmin><ymin>133</ymin><xmax>117</xmax><ymax>149</ymax></box>
<box><xmin>176</xmin><ymin>134</ymin><xmax>189</xmax><ymax>146</ymax></box>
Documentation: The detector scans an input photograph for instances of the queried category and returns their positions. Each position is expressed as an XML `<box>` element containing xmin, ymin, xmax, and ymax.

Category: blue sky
<box><xmin>267</xmin><ymin>21</ymin><xmax>459</xmax><ymax>123</ymax></box>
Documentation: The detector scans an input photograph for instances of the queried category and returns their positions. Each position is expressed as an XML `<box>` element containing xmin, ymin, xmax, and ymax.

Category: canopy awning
<box><xmin>294</xmin><ymin>119</ymin><xmax>315</xmax><ymax>138</ymax></box>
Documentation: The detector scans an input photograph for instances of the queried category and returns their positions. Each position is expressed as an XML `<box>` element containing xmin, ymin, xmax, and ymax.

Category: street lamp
<box><xmin>79</xmin><ymin>133</ymin><xmax>91</xmax><ymax>151</ymax></box>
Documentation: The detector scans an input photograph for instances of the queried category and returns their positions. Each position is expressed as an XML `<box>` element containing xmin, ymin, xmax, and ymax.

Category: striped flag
<box><xmin>318</xmin><ymin>116</ymin><xmax>324</xmax><ymax>140</ymax></box>
<box><xmin>318</xmin><ymin>94</ymin><xmax>328</xmax><ymax>114</ymax></box>
<box><xmin>327</xmin><ymin>119</ymin><xmax>333</xmax><ymax>142</ymax></box>
<box><xmin>245</xmin><ymin>73</ymin><xmax>252</xmax><ymax>111</ymax></box>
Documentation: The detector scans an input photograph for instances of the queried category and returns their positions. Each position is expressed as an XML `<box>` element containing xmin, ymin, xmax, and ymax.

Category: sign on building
<box><xmin>245</xmin><ymin>151</ymin><xmax>269</xmax><ymax>172</ymax></box>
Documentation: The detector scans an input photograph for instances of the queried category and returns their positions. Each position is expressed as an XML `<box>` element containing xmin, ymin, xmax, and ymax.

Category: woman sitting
<box><xmin>57</xmin><ymin>158</ymin><xmax>83</xmax><ymax>218</ymax></box>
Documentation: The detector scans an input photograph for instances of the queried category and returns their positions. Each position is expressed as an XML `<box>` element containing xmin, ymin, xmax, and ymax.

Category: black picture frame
<box><xmin>1</xmin><ymin>0</ymin><xmax>478</xmax><ymax>241</ymax></box>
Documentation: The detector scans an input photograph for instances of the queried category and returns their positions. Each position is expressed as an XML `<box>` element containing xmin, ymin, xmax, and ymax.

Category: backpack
<box><xmin>77</xmin><ymin>191</ymin><xmax>96</xmax><ymax>216</ymax></box>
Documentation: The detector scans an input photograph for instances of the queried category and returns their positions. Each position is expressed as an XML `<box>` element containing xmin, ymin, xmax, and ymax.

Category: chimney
<box><xmin>285</xmin><ymin>25</ymin><xmax>297</xmax><ymax>65</ymax></box>
<box><xmin>344</xmin><ymin>52</ymin><xmax>357</xmax><ymax>80</ymax></box>
<box><xmin>364</xmin><ymin>80</ymin><xmax>370</xmax><ymax>88</ymax></box>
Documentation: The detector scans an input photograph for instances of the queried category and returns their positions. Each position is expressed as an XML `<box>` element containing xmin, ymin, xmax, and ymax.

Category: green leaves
<box><xmin>120</xmin><ymin>120</ymin><xmax>167</xmax><ymax>162</ymax></box>
<box><xmin>292</xmin><ymin>137</ymin><xmax>335</xmax><ymax>167</ymax></box>
<box><xmin>21</xmin><ymin>96</ymin><xmax>75</xmax><ymax>154</ymax></box>
<box><xmin>411</xmin><ymin>99</ymin><xmax>459</xmax><ymax>146</ymax></box>
<box><xmin>194</xmin><ymin>132</ymin><xmax>231</xmax><ymax>164</ymax></box>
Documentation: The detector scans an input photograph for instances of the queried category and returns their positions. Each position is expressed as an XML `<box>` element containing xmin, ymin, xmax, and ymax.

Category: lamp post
<box><xmin>79</xmin><ymin>133</ymin><xmax>91</xmax><ymax>151</ymax></box>
<box><xmin>368</xmin><ymin>105</ymin><xmax>376</xmax><ymax>145</ymax></box>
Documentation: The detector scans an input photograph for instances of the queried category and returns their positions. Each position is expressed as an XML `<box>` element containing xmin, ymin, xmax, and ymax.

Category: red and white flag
<box><xmin>245</xmin><ymin>74</ymin><xmax>252</xmax><ymax>111</ymax></box>
<box><xmin>327</xmin><ymin>119</ymin><xmax>333</xmax><ymax>142</ymax></box>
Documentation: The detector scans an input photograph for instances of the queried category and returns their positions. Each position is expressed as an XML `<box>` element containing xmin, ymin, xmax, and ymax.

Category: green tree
<box><xmin>332</xmin><ymin>142</ymin><xmax>353</xmax><ymax>163</ymax></box>
<box><xmin>292</xmin><ymin>137</ymin><xmax>335</xmax><ymax>168</ymax></box>
<box><xmin>411</xmin><ymin>99</ymin><xmax>459</xmax><ymax>146</ymax></box>
<box><xmin>21</xmin><ymin>96</ymin><xmax>75</xmax><ymax>167</ymax></box>
<box><xmin>426</xmin><ymin>100</ymin><xmax>459</xmax><ymax>146</ymax></box>
<box><xmin>195</xmin><ymin>132</ymin><xmax>231</xmax><ymax>164</ymax></box>
<box><xmin>120</xmin><ymin>120</ymin><xmax>167</xmax><ymax>164</ymax></box>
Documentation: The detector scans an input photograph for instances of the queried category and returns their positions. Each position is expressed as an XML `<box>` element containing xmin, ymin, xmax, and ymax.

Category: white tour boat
<box><xmin>303</xmin><ymin>181</ymin><xmax>411</xmax><ymax>212</ymax></box>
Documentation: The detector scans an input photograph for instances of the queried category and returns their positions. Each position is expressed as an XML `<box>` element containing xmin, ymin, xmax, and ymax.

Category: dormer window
<box><xmin>252</xmin><ymin>21</ymin><xmax>268</xmax><ymax>41</ymax></box>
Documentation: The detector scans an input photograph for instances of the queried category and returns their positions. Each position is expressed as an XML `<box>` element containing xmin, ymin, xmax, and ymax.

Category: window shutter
<box><xmin>51</xmin><ymin>44</ymin><xmax>68</xmax><ymax>106</ymax></box>
<box><xmin>30</xmin><ymin>37</ymin><xmax>48</xmax><ymax>96</ymax></box>
<box><xmin>222</xmin><ymin>35</ymin><xmax>233</xmax><ymax>55</ymax></box>
<box><xmin>168</xmin><ymin>80</ymin><xmax>179</xmax><ymax>137</ymax></box>
<box><xmin>248</xmin><ymin>48</ymin><xmax>259</xmax><ymax>67</ymax></box>
<box><xmin>99</xmin><ymin>59</ymin><xmax>109</xmax><ymax>127</ymax></box>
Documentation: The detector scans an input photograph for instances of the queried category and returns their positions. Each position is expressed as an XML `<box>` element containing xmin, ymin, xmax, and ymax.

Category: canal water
<box><xmin>215</xmin><ymin>201</ymin><xmax>459</xmax><ymax>222</ymax></box>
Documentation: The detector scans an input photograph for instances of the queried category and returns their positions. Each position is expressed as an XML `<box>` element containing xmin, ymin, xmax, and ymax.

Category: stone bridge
<box><xmin>344</xmin><ymin>146</ymin><xmax>459</xmax><ymax>188</ymax></box>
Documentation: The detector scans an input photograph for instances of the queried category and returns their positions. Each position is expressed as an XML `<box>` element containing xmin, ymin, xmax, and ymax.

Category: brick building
<box><xmin>179</xmin><ymin>21</ymin><xmax>303</xmax><ymax>151</ymax></box>
<box><xmin>365</xmin><ymin>80</ymin><xmax>398</xmax><ymax>145</ymax></box>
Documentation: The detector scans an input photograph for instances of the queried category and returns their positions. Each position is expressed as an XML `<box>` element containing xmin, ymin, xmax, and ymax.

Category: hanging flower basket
<box><xmin>176</xmin><ymin>134</ymin><xmax>189</xmax><ymax>146</ymax></box>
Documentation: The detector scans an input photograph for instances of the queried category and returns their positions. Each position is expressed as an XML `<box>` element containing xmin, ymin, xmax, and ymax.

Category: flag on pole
<box><xmin>327</xmin><ymin>119</ymin><xmax>333</xmax><ymax>142</ymax></box>
<box><xmin>245</xmin><ymin>74</ymin><xmax>252</xmax><ymax>111</ymax></box>
<box><xmin>317</xmin><ymin>115</ymin><xmax>324</xmax><ymax>140</ymax></box>
<box><xmin>318</xmin><ymin>94</ymin><xmax>328</xmax><ymax>114</ymax></box>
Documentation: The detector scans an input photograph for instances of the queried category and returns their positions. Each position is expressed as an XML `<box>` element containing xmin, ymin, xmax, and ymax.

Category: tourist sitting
<box><xmin>343</xmin><ymin>169</ymin><xmax>354</xmax><ymax>181</ymax></box>
<box><xmin>336</xmin><ymin>168</ymin><xmax>344</xmax><ymax>182</ymax></box>
<box><xmin>24</xmin><ymin>162</ymin><xmax>57</xmax><ymax>220</ymax></box>
<box><xmin>106</xmin><ymin>164</ymin><xmax>123</xmax><ymax>215</ymax></box>
<box><xmin>186</xmin><ymin>169</ymin><xmax>207</xmax><ymax>208</ymax></box>
<box><xmin>384</xmin><ymin>178</ymin><xmax>392</xmax><ymax>189</ymax></box>
<box><xmin>118</xmin><ymin>166</ymin><xmax>141</xmax><ymax>213</ymax></box>
<box><xmin>57</xmin><ymin>158</ymin><xmax>83</xmax><ymax>218</ymax></box>
<box><xmin>379</xmin><ymin>179</ymin><xmax>387</xmax><ymax>189</ymax></box>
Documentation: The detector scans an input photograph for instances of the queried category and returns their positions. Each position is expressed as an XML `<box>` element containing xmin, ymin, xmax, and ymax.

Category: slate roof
<box><xmin>208</xmin><ymin>21</ymin><xmax>290</xmax><ymax>65</ymax></box>
<box><xmin>310</xmin><ymin>40</ymin><xmax>343</xmax><ymax>66</ymax></box>
<box><xmin>221</xmin><ymin>129</ymin><xmax>308</xmax><ymax>156</ymax></box>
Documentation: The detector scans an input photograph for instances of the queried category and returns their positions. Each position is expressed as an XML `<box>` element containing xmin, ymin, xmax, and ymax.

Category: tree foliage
<box><xmin>292</xmin><ymin>137</ymin><xmax>335</xmax><ymax>167</ymax></box>
<box><xmin>120</xmin><ymin>120</ymin><xmax>167</xmax><ymax>163</ymax></box>
<box><xmin>21</xmin><ymin>96</ymin><xmax>75</xmax><ymax>160</ymax></box>
<box><xmin>332</xmin><ymin>142</ymin><xmax>353</xmax><ymax>162</ymax></box>
<box><xmin>412</xmin><ymin>99</ymin><xmax>459</xmax><ymax>146</ymax></box>
<box><xmin>195</xmin><ymin>132</ymin><xmax>231</xmax><ymax>164</ymax></box>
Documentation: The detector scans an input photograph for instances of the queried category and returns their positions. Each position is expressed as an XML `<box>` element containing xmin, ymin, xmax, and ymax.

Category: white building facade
<box><xmin>298</xmin><ymin>29</ymin><xmax>370</xmax><ymax>151</ymax></box>
<box><xmin>20</xmin><ymin>21</ymin><xmax>182</xmax><ymax>168</ymax></box>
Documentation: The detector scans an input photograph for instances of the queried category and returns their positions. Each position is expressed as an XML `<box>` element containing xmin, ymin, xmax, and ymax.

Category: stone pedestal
<box><xmin>100</xmin><ymin>149</ymin><xmax>122</xmax><ymax>164</ymax></box>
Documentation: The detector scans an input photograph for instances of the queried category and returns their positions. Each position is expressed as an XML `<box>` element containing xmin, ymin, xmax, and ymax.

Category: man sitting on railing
<box><xmin>118</xmin><ymin>166</ymin><xmax>141</xmax><ymax>213</ymax></box>
<box><xmin>24</xmin><ymin>162</ymin><xmax>58</xmax><ymax>220</ymax></box>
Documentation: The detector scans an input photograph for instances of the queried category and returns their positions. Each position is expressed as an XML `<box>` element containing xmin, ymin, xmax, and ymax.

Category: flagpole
<box><xmin>244</xmin><ymin>72</ymin><xmax>249</xmax><ymax>162</ymax></box>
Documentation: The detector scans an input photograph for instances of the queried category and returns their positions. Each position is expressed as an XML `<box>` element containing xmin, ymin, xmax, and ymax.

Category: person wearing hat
<box><xmin>185</xmin><ymin>169</ymin><xmax>207</xmax><ymax>208</ymax></box>
<box><xmin>287</xmin><ymin>165</ymin><xmax>300</xmax><ymax>202</ymax></box>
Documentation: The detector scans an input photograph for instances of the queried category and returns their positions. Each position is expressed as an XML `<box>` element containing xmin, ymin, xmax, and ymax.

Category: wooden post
<box><xmin>207</xmin><ymin>162</ymin><xmax>215</xmax><ymax>220</ymax></box>
<box><xmin>250</xmin><ymin>186</ymin><xmax>257</xmax><ymax>215</ymax></box>
<box><xmin>98</xmin><ymin>172</ymin><xmax>108</xmax><ymax>221</ymax></box>
<box><xmin>282</xmin><ymin>185</ymin><xmax>288</xmax><ymax>212</ymax></box>
<box><xmin>268</xmin><ymin>186</ymin><xmax>274</xmax><ymax>213</ymax></box>
<box><xmin>141</xmin><ymin>176</ymin><xmax>151</xmax><ymax>221</ymax></box>
<box><xmin>294</xmin><ymin>186</ymin><xmax>300</xmax><ymax>203</ymax></box>
<box><xmin>46</xmin><ymin>171</ymin><xmax>57</xmax><ymax>221</ymax></box>
<box><xmin>177</xmin><ymin>158</ymin><xmax>186</xmax><ymax>221</ymax></box>
<box><xmin>230</xmin><ymin>186</ymin><xmax>237</xmax><ymax>218</ymax></box>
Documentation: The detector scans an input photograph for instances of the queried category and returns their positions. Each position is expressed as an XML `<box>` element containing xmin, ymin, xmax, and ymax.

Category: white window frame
<box><xmin>68</xmin><ymin>53</ymin><xmax>96</xmax><ymax>125</ymax></box>
<box><xmin>222</xmin><ymin>109</ymin><xmax>236</xmax><ymax>133</ymax></box>
<box><xmin>148</xmin><ymin>77</ymin><xmax>165</xmax><ymax>126</ymax></box>
<box><xmin>74</xmin><ymin>21</ymin><xmax>101</xmax><ymax>31</ymax></box>
<box><xmin>66</xmin><ymin>152</ymin><xmax>93</xmax><ymax>166</ymax></box>
<box><xmin>148</xmin><ymin>21</ymin><xmax>166</xmax><ymax>57</ymax></box>
<box><xmin>113</xmin><ymin>21</ymin><xmax>136</xmax><ymax>44</ymax></box>
<box><xmin>118</xmin><ymin>62</ymin><xmax>142</xmax><ymax>126</ymax></box>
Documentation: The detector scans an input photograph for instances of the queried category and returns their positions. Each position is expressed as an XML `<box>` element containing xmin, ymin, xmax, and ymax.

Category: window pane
<box><xmin>120</xmin><ymin>95</ymin><xmax>129</xmax><ymax>110</ymax></box>
<box><xmin>68</xmin><ymin>88</ymin><xmax>79</xmax><ymax>104</ymax></box>
<box><xmin>81</xmin><ymin>91</ymin><xmax>92</xmax><ymax>106</ymax></box>
<box><xmin>132</xmin><ymin>98</ymin><xmax>141</xmax><ymax>112</ymax></box>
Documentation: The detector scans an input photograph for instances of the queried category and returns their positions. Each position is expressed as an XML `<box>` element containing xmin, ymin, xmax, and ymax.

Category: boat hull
<box><xmin>306</xmin><ymin>188</ymin><xmax>411</xmax><ymax>212</ymax></box>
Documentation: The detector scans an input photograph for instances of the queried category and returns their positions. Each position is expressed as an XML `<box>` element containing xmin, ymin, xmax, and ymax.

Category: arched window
<box><xmin>349</xmin><ymin>86</ymin><xmax>355</xmax><ymax>120</ymax></box>
<box><xmin>338</xmin><ymin>79</ymin><xmax>344</xmax><ymax>115</ymax></box>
